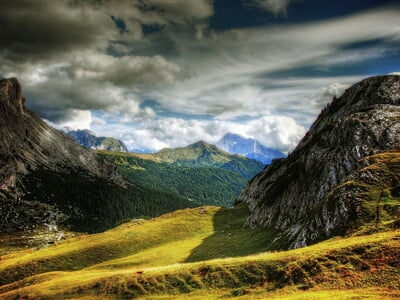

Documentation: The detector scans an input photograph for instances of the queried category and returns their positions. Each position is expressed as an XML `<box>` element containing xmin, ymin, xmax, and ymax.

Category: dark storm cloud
<box><xmin>0</xmin><ymin>0</ymin><xmax>212</xmax><ymax>123</ymax></box>
<box><xmin>0</xmin><ymin>0</ymin><xmax>114</xmax><ymax>63</ymax></box>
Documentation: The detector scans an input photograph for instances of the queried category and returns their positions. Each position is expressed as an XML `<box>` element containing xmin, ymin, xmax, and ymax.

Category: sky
<box><xmin>1</xmin><ymin>0</ymin><xmax>399</xmax><ymax>153</ymax></box>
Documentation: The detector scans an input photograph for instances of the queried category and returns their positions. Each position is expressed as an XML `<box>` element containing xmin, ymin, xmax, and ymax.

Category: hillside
<box><xmin>239</xmin><ymin>75</ymin><xmax>400</xmax><ymax>249</ymax></box>
<box><xmin>99</xmin><ymin>151</ymin><xmax>248</xmax><ymax>207</ymax></box>
<box><xmin>1</xmin><ymin>75</ymin><xmax>400</xmax><ymax>299</ymax></box>
<box><xmin>215</xmin><ymin>133</ymin><xmax>285</xmax><ymax>164</ymax></box>
<box><xmin>139</xmin><ymin>141</ymin><xmax>264</xmax><ymax>180</ymax></box>
<box><xmin>64</xmin><ymin>128</ymin><xmax>128</xmax><ymax>152</ymax></box>
<box><xmin>0</xmin><ymin>204</ymin><xmax>399</xmax><ymax>299</ymax></box>
<box><xmin>0</xmin><ymin>78</ymin><xmax>196</xmax><ymax>234</ymax></box>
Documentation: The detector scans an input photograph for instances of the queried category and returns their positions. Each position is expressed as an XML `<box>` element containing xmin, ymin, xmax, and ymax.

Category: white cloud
<box><xmin>248</xmin><ymin>0</ymin><xmax>292</xmax><ymax>16</ymax></box>
<box><xmin>95</xmin><ymin>115</ymin><xmax>306</xmax><ymax>153</ymax></box>
<box><xmin>64</xmin><ymin>52</ymin><xmax>183</xmax><ymax>88</ymax></box>
<box><xmin>48</xmin><ymin>109</ymin><xmax>93</xmax><ymax>130</ymax></box>
<box><xmin>246</xmin><ymin>116</ymin><xmax>306</xmax><ymax>151</ymax></box>
<box><xmin>139</xmin><ymin>7</ymin><xmax>400</xmax><ymax>125</ymax></box>
<box><xmin>2</xmin><ymin>3</ymin><xmax>399</xmax><ymax>154</ymax></box>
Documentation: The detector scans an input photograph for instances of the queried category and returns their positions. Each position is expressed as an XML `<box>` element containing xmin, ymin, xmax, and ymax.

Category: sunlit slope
<box><xmin>0</xmin><ymin>205</ymin><xmax>272</xmax><ymax>287</ymax></box>
<box><xmin>1</xmin><ymin>148</ymin><xmax>400</xmax><ymax>299</ymax></box>
<box><xmin>0</xmin><ymin>227</ymin><xmax>399</xmax><ymax>299</ymax></box>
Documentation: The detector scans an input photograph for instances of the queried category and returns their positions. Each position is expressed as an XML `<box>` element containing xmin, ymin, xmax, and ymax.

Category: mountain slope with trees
<box><xmin>0</xmin><ymin>78</ymin><xmax>196</xmax><ymax>234</ymax></box>
<box><xmin>100</xmin><ymin>151</ymin><xmax>249</xmax><ymax>207</ymax></box>
<box><xmin>139</xmin><ymin>141</ymin><xmax>264</xmax><ymax>180</ymax></box>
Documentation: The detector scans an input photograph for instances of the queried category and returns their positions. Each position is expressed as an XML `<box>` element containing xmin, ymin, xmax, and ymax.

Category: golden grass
<box><xmin>0</xmin><ymin>211</ymin><xmax>399</xmax><ymax>299</ymax></box>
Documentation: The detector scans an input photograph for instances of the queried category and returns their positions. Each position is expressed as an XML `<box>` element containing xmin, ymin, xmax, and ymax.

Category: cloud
<box><xmin>0</xmin><ymin>0</ymin><xmax>213</xmax><ymax>64</ymax></box>
<box><xmin>47</xmin><ymin>109</ymin><xmax>93</xmax><ymax>130</ymax></box>
<box><xmin>247</xmin><ymin>0</ymin><xmax>292</xmax><ymax>16</ymax></box>
<box><xmin>63</xmin><ymin>52</ymin><xmax>183</xmax><ymax>89</ymax></box>
<box><xmin>141</xmin><ymin>7</ymin><xmax>400</xmax><ymax>123</ymax></box>
<box><xmin>0</xmin><ymin>0</ymin><xmax>210</xmax><ymax>124</ymax></box>
<box><xmin>246</xmin><ymin>116</ymin><xmax>306</xmax><ymax>151</ymax></box>
<box><xmin>3</xmin><ymin>47</ymin><xmax>182</xmax><ymax>122</ymax></box>
<box><xmin>95</xmin><ymin>115</ymin><xmax>306</xmax><ymax>153</ymax></box>
<box><xmin>0</xmin><ymin>1</ymin><xmax>114</xmax><ymax>63</ymax></box>
<box><xmin>1</xmin><ymin>2</ymin><xmax>399</xmax><ymax>151</ymax></box>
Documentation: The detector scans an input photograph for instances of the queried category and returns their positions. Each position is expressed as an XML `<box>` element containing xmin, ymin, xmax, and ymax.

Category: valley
<box><xmin>98</xmin><ymin>141</ymin><xmax>264</xmax><ymax>207</ymax></box>
<box><xmin>0</xmin><ymin>204</ymin><xmax>399</xmax><ymax>299</ymax></box>
<box><xmin>1</xmin><ymin>73</ymin><xmax>399</xmax><ymax>299</ymax></box>
<box><xmin>1</xmin><ymin>0</ymin><xmax>400</xmax><ymax>298</ymax></box>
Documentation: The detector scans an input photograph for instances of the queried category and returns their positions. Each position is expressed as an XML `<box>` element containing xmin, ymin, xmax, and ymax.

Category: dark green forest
<box><xmin>22</xmin><ymin>167</ymin><xmax>197</xmax><ymax>232</ymax></box>
<box><xmin>99</xmin><ymin>152</ymin><xmax>258</xmax><ymax>207</ymax></box>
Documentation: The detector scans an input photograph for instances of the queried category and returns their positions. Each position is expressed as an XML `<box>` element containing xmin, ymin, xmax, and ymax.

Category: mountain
<box><xmin>215</xmin><ymin>133</ymin><xmax>285</xmax><ymax>164</ymax></box>
<box><xmin>150</xmin><ymin>140</ymin><xmax>264</xmax><ymax>180</ymax></box>
<box><xmin>98</xmin><ymin>141</ymin><xmax>265</xmax><ymax>207</ymax></box>
<box><xmin>2</xmin><ymin>77</ymin><xmax>400</xmax><ymax>299</ymax></box>
<box><xmin>238</xmin><ymin>75</ymin><xmax>400</xmax><ymax>249</ymax></box>
<box><xmin>0</xmin><ymin>78</ymin><xmax>195</xmax><ymax>234</ymax></box>
<box><xmin>99</xmin><ymin>151</ymin><xmax>249</xmax><ymax>207</ymax></box>
<box><xmin>64</xmin><ymin>128</ymin><xmax>128</xmax><ymax>152</ymax></box>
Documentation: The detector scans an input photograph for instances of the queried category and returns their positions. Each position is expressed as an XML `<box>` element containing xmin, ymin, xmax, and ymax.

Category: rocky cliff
<box><xmin>0</xmin><ymin>78</ymin><xmax>125</xmax><ymax>187</ymax></box>
<box><xmin>238</xmin><ymin>75</ymin><xmax>400</xmax><ymax>249</ymax></box>
<box><xmin>0</xmin><ymin>78</ymin><xmax>131</xmax><ymax>232</ymax></box>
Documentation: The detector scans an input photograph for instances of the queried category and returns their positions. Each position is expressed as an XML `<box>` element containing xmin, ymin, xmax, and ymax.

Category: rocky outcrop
<box><xmin>238</xmin><ymin>75</ymin><xmax>400</xmax><ymax>249</ymax></box>
<box><xmin>0</xmin><ymin>78</ymin><xmax>126</xmax><ymax>232</ymax></box>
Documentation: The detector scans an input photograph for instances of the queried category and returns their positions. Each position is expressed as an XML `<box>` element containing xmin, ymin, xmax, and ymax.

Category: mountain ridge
<box><xmin>141</xmin><ymin>140</ymin><xmax>264</xmax><ymax>180</ymax></box>
<box><xmin>64</xmin><ymin>128</ymin><xmax>128</xmax><ymax>152</ymax></box>
<box><xmin>0</xmin><ymin>78</ymin><xmax>195</xmax><ymax>234</ymax></box>
<box><xmin>238</xmin><ymin>75</ymin><xmax>400</xmax><ymax>249</ymax></box>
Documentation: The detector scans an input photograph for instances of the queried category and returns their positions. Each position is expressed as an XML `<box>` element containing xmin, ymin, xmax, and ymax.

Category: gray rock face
<box><xmin>238</xmin><ymin>75</ymin><xmax>400</xmax><ymax>249</ymax></box>
<box><xmin>0</xmin><ymin>78</ymin><xmax>125</xmax><ymax>185</ymax></box>
<box><xmin>0</xmin><ymin>78</ymin><xmax>125</xmax><ymax>232</ymax></box>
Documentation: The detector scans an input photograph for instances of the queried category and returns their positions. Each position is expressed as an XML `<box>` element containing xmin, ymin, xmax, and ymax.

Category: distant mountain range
<box><xmin>215</xmin><ymin>133</ymin><xmax>285</xmax><ymax>164</ymax></box>
<box><xmin>100</xmin><ymin>141</ymin><xmax>265</xmax><ymax>206</ymax></box>
<box><xmin>63</xmin><ymin>128</ymin><xmax>128</xmax><ymax>152</ymax></box>
<box><xmin>148</xmin><ymin>140</ymin><xmax>264</xmax><ymax>179</ymax></box>
<box><xmin>64</xmin><ymin>128</ymin><xmax>284</xmax><ymax>166</ymax></box>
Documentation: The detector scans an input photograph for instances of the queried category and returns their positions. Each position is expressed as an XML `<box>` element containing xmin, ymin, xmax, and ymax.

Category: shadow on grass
<box><xmin>185</xmin><ymin>205</ymin><xmax>278</xmax><ymax>263</ymax></box>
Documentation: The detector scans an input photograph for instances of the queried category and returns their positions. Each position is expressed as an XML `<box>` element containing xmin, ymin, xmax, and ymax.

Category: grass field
<box><xmin>1</xmin><ymin>203</ymin><xmax>399</xmax><ymax>299</ymax></box>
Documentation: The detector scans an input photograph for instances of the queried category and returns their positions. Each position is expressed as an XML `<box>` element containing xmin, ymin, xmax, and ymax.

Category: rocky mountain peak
<box><xmin>215</xmin><ymin>133</ymin><xmax>285</xmax><ymax>164</ymax></box>
<box><xmin>0</xmin><ymin>78</ymin><xmax>127</xmax><ymax>233</ymax></box>
<box><xmin>238</xmin><ymin>75</ymin><xmax>400</xmax><ymax>249</ymax></box>
<box><xmin>0</xmin><ymin>78</ymin><xmax>25</xmax><ymax>113</ymax></box>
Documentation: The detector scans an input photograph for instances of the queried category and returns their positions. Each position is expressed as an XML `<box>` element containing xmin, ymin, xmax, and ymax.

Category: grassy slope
<box><xmin>352</xmin><ymin>151</ymin><xmax>400</xmax><ymax>232</ymax></box>
<box><xmin>1</xmin><ymin>151</ymin><xmax>399</xmax><ymax>299</ymax></box>
<box><xmin>0</xmin><ymin>204</ymin><xmax>399</xmax><ymax>299</ymax></box>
